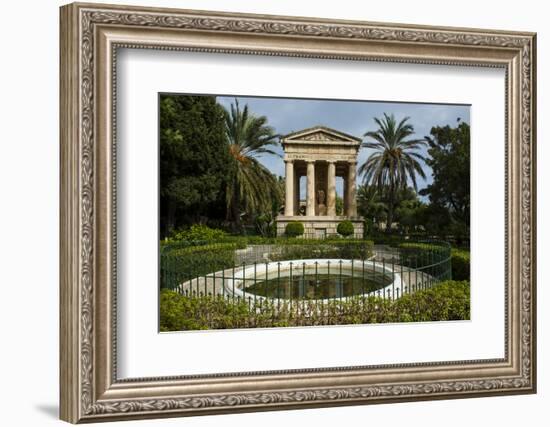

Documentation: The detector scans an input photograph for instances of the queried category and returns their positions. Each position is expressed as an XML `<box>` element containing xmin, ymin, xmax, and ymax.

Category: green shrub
<box><xmin>270</xmin><ymin>241</ymin><xmax>373</xmax><ymax>261</ymax></box>
<box><xmin>363</xmin><ymin>218</ymin><xmax>374</xmax><ymax>239</ymax></box>
<box><xmin>397</xmin><ymin>242</ymin><xmax>451</xmax><ymax>269</ymax></box>
<box><xmin>337</xmin><ymin>220</ymin><xmax>354</xmax><ymax>237</ymax></box>
<box><xmin>397</xmin><ymin>242</ymin><xmax>436</xmax><ymax>251</ymax></box>
<box><xmin>370</xmin><ymin>234</ymin><xmax>412</xmax><ymax>246</ymax></box>
<box><xmin>451</xmin><ymin>248</ymin><xmax>470</xmax><ymax>280</ymax></box>
<box><xmin>336</xmin><ymin>241</ymin><xmax>374</xmax><ymax>260</ymax></box>
<box><xmin>160</xmin><ymin>239</ymin><xmax>206</xmax><ymax>252</ymax></box>
<box><xmin>219</xmin><ymin>235</ymin><xmax>372</xmax><ymax>247</ymax></box>
<box><xmin>160</xmin><ymin>289</ymin><xmax>252</xmax><ymax>331</ymax></box>
<box><xmin>285</xmin><ymin>221</ymin><xmax>305</xmax><ymax>237</ymax></box>
<box><xmin>392</xmin><ymin>280</ymin><xmax>470</xmax><ymax>322</ymax></box>
<box><xmin>170</xmin><ymin>224</ymin><xmax>227</xmax><ymax>242</ymax></box>
<box><xmin>255</xmin><ymin>213</ymin><xmax>277</xmax><ymax>237</ymax></box>
<box><xmin>161</xmin><ymin>243</ymin><xmax>236</xmax><ymax>289</ymax></box>
<box><xmin>396</xmin><ymin>243</ymin><xmax>470</xmax><ymax>281</ymax></box>
<box><xmin>160</xmin><ymin>280</ymin><xmax>470</xmax><ymax>331</ymax></box>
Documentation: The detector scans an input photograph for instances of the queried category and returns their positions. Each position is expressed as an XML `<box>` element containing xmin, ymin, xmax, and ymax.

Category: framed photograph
<box><xmin>60</xmin><ymin>2</ymin><xmax>537</xmax><ymax>423</ymax></box>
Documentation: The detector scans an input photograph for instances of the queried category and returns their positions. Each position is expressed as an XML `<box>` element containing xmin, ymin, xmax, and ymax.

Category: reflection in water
<box><xmin>245</xmin><ymin>273</ymin><xmax>391</xmax><ymax>300</ymax></box>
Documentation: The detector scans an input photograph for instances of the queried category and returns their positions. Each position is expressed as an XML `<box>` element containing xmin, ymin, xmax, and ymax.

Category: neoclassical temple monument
<box><xmin>276</xmin><ymin>126</ymin><xmax>364</xmax><ymax>238</ymax></box>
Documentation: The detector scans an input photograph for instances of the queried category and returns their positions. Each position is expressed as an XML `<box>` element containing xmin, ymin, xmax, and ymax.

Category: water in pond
<box><xmin>245</xmin><ymin>273</ymin><xmax>392</xmax><ymax>300</ymax></box>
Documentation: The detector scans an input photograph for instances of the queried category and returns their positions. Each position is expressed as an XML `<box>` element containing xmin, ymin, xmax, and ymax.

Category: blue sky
<box><xmin>217</xmin><ymin>95</ymin><xmax>470</xmax><ymax>198</ymax></box>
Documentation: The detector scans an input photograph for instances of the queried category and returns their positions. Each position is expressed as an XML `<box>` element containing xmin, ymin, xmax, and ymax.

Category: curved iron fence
<box><xmin>160</xmin><ymin>240</ymin><xmax>451</xmax><ymax>303</ymax></box>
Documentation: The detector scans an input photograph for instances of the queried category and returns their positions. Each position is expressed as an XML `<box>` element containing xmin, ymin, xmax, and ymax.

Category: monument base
<box><xmin>276</xmin><ymin>216</ymin><xmax>364</xmax><ymax>239</ymax></box>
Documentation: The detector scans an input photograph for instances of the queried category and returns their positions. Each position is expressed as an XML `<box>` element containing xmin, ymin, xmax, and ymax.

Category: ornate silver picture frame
<box><xmin>60</xmin><ymin>2</ymin><xmax>536</xmax><ymax>423</ymax></box>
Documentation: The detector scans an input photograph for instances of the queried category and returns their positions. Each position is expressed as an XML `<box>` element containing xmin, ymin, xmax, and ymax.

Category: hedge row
<box><xmin>221</xmin><ymin>235</ymin><xmax>372</xmax><ymax>247</ymax></box>
<box><xmin>396</xmin><ymin>243</ymin><xmax>469</xmax><ymax>281</ymax></box>
<box><xmin>164</xmin><ymin>224</ymin><xmax>367</xmax><ymax>247</ymax></box>
<box><xmin>269</xmin><ymin>241</ymin><xmax>373</xmax><ymax>261</ymax></box>
<box><xmin>161</xmin><ymin>243</ymin><xmax>237</xmax><ymax>289</ymax></box>
<box><xmin>369</xmin><ymin>233</ymin><xmax>429</xmax><ymax>246</ymax></box>
<box><xmin>395</xmin><ymin>242</ymin><xmax>450</xmax><ymax>270</ymax></box>
<box><xmin>451</xmin><ymin>248</ymin><xmax>470</xmax><ymax>281</ymax></box>
<box><xmin>160</xmin><ymin>280</ymin><xmax>470</xmax><ymax>331</ymax></box>
<box><xmin>166</xmin><ymin>224</ymin><xmax>228</xmax><ymax>243</ymax></box>
<box><xmin>160</xmin><ymin>240</ymin><xmax>375</xmax><ymax>290</ymax></box>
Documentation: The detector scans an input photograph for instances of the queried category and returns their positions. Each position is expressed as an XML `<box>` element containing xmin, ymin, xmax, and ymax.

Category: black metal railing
<box><xmin>159</xmin><ymin>240</ymin><xmax>452</xmax><ymax>330</ymax></box>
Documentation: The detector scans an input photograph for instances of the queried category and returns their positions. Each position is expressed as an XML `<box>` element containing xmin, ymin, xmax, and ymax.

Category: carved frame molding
<box><xmin>60</xmin><ymin>2</ymin><xmax>536</xmax><ymax>423</ymax></box>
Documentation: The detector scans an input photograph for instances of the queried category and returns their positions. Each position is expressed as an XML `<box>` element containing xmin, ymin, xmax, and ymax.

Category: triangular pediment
<box><xmin>301</xmin><ymin>130</ymin><xmax>347</xmax><ymax>141</ymax></box>
<box><xmin>282</xmin><ymin>126</ymin><xmax>362</xmax><ymax>144</ymax></box>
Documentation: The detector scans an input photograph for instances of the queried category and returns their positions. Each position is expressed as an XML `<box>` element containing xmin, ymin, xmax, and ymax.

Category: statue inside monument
<box><xmin>317</xmin><ymin>189</ymin><xmax>327</xmax><ymax>216</ymax></box>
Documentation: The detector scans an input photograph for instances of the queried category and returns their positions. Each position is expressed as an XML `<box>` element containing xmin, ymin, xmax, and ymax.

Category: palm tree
<box><xmin>357</xmin><ymin>184</ymin><xmax>387</xmax><ymax>229</ymax></box>
<box><xmin>359</xmin><ymin>113</ymin><xmax>427</xmax><ymax>233</ymax></box>
<box><xmin>224</xmin><ymin>99</ymin><xmax>282</xmax><ymax>230</ymax></box>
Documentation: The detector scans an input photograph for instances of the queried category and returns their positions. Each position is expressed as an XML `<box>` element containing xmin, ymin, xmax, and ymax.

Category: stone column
<box><xmin>306</xmin><ymin>161</ymin><xmax>315</xmax><ymax>217</ymax></box>
<box><xmin>284</xmin><ymin>160</ymin><xmax>294</xmax><ymax>216</ymax></box>
<box><xmin>327</xmin><ymin>161</ymin><xmax>336</xmax><ymax>216</ymax></box>
<box><xmin>347</xmin><ymin>161</ymin><xmax>357</xmax><ymax>217</ymax></box>
<box><xmin>343</xmin><ymin>174</ymin><xmax>348</xmax><ymax>216</ymax></box>
<box><xmin>294</xmin><ymin>172</ymin><xmax>300</xmax><ymax>215</ymax></box>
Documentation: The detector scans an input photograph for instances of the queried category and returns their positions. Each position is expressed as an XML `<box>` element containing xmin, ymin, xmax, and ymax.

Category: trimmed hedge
<box><xmin>369</xmin><ymin>233</ymin><xmax>428</xmax><ymax>246</ymax></box>
<box><xmin>285</xmin><ymin>221</ymin><xmax>305</xmax><ymax>237</ymax></box>
<box><xmin>396</xmin><ymin>242</ymin><xmax>451</xmax><ymax>269</ymax></box>
<box><xmin>165</xmin><ymin>232</ymin><xmax>373</xmax><ymax>248</ymax></box>
<box><xmin>160</xmin><ymin>239</ymin><xmax>376</xmax><ymax>287</ymax></box>
<box><xmin>269</xmin><ymin>240</ymin><xmax>374</xmax><ymax>261</ymax></box>
<box><xmin>397</xmin><ymin>242</ymin><xmax>437</xmax><ymax>251</ymax></box>
<box><xmin>220</xmin><ymin>235</ymin><xmax>370</xmax><ymax>247</ymax></box>
<box><xmin>160</xmin><ymin>280</ymin><xmax>470</xmax><ymax>330</ymax></box>
<box><xmin>451</xmin><ymin>248</ymin><xmax>470</xmax><ymax>280</ymax></box>
<box><xmin>161</xmin><ymin>243</ymin><xmax>237</xmax><ymax>289</ymax></box>
<box><xmin>337</xmin><ymin>220</ymin><xmax>355</xmax><ymax>237</ymax></box>
<box><xmin>396</xmin><ymin>243</ymin><xmax>470</xmax><ymax>281</ymax></box>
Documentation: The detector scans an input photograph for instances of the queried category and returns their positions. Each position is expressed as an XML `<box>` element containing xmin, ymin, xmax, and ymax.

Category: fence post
<box><xmin>253</xmin><ymin>262</ymin><xmax>257</xmax><ymax>310</ymax></box>
<box><xmin>277</xmin><ymin>262</ymin><xmax>281</xmax><ymax>312</ymax></box>
<box><xmin>289</xmin><ymin>262</ymin><xmax>293</xmax><ymax>312</ymax></box>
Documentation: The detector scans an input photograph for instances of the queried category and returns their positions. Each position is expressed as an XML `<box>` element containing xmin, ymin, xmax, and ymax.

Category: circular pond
<box><xmin>224</xmin><ymin>259</ymin><xmax>403</xmax><ymax>302</ymax></box>
<box><xmin>246</xmin><ymin>272</ymin><xmax>392</xmax><ymax>299</ymax></box>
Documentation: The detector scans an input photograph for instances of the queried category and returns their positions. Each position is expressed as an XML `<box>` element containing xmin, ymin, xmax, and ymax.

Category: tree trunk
<box><xmin>231</xmin><ymin>202</ymin><xmax>241</xmax><ymax>233</ymax></box>
<box><xmin>385</xmin><ymin>187</ymin><xmax>394</xmax><ymax>233</ymax></box>
<box><xmin>385</xmin><ymin>210</ymin><xmax>394</xmax><ymax>233</ymax></box>
<box><xmin>227</xmin><ymin>182</ymin><xmax>242</xmax><ymax>233</ymax></box>
<box><xmin>166</xmin><ymin>200</ymin><xmax>176</xmax><ymax>236</ymax></box>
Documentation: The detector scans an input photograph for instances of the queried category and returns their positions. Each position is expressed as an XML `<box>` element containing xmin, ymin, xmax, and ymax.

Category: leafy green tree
<box><xmin>159</xmin><ymin>95</ymin><xmax>230</xmax><ymax>236</ymax></box>
<box><xmin>357</xmin><ymin>184</ymin><xmax>387</xmax><ymax>229</ymax></box>
<box><xmin>416</xmin><ymin>203</ymin><xmax>452</xmax><ymax>237</ymax></box>
<box><xmin>335</xmin><ymin>195</ymin><xmax>344</xmax><ymax>216</ymax></box>
<box><xmin>420</xmin><ymin>121</ymin><xmax>470</xmax><ymax>239</ymax></box>
<box><xmin>223</xmin><ymin>100</ymin><xmax>282</xmax><ymax>230</ymax></box>
<box><xmin>359</xmin><ymin>184</ymin><xmax>425</xmax><ymax>234</ymax></box>
<box><xmin>255</xmin><ymin>212</ymin><xmax>277</xmax><ymax>237</ymax></box>
<box><xmin>393</xmin><ymin>187</ymin><xmax>424</xmax><ymax>233</ymax></box>
<box><xmin>395</xmin><ymin>202</ymin><xmax>424</xmax><ymax>233</ymax></box>
<box><xmin>274</xmin><ymin>175</ymin><xmax>286</xmax><ymax>215</ymax></box>
<box><xmin>359</xmin><ymin>113</ymin><xmax>427</xmax><ymax>232</ymax></box>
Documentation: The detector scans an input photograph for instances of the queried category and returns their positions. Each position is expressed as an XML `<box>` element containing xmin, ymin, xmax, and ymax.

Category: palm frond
<box><xmin>223</xmin><ymin>100</ymin><xmax>282</xmax><ymax>220</ymax></box>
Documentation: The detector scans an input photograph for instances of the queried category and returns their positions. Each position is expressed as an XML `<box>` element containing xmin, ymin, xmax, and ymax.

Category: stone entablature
<box><xmin>285</xmin><ymin>153</ymin><xmax>359</xmax><ymax>162</ymax></box>
<box><xmin>276</xmin><ymin>126</ymin><xmax>364</xmax><ymax>238</ymax></box>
